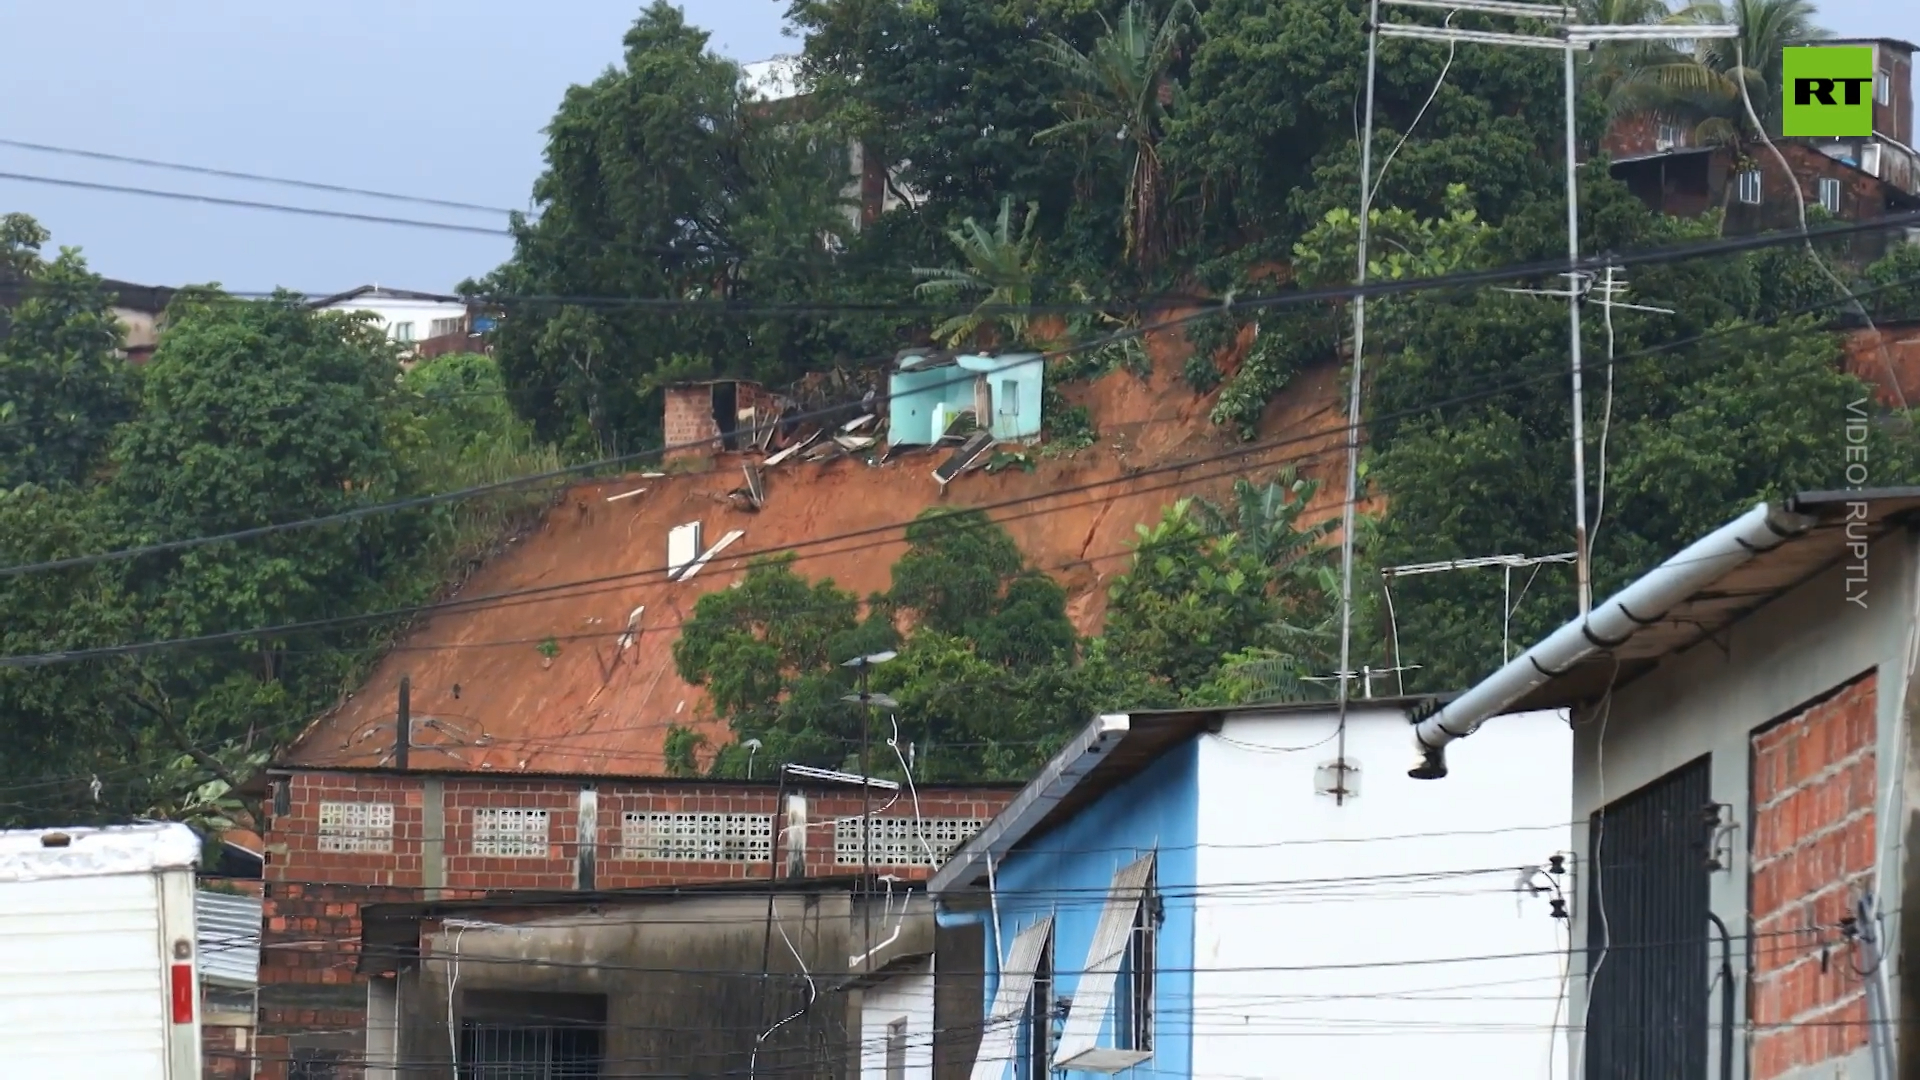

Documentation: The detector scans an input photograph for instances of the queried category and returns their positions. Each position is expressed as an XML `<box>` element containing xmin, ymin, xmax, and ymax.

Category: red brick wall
<box><xmin>1723</xmin><ymin>143</ymin><xmax>1907</xmax><ymax>264</ymax></box>
<box><xmin>1603</xmin><ymin>113</ymin><xmax>1663</xmax><ymax>159</ymax></box>
<box><xmin>1875</xmin><ymin>46</ymin><xmax>1912</xmax><ymax>145</ymax></box>
<box><xmin>664</xmin><ymin>386</ymin><xmax>720</xmax><ymax>460</ymax></box>
<box><xmin>253</xmin><ymin>768</ymin><xmax>1014</xmax><ymax>1077</ymax></box>
<box><xmin>1749</xmin><ymin>672</ymin><xmax>1879</xmax><ymax>1080</ymax></box>
<box><xmin>1844</xmin><ymin>322</ymin><xmax>1920</xmax><ymax>408</ymax></box>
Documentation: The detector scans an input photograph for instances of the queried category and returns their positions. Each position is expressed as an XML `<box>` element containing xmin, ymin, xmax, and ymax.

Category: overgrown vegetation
<box><xmin>0</xmin><ymin>216</ymin><xmax>556</xmax><ymax>827</ymax></box>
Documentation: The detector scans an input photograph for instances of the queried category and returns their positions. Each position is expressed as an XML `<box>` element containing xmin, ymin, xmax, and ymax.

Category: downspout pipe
<box><xmin>1408</xmin><ymin>501</ymin><xmax>1815</xmax><ymax>779</ymax></box>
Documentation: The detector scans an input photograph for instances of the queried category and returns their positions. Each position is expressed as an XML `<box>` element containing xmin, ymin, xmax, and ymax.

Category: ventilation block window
<box><xmin>472</xmin><ymin>808</ymin><xmax>550</xmax><ymax>858</ymax></box>
<box><xmin>317</xmin><ymin>801</ymin><xmax>394</xmax><ymax>854</ymax></box>
<box><xmin>622</xmin><ymin>812</ymin><xmax>771</xmax><ymax>862</ymax></box>
<box><xmin>834</xmin><ymin>816</ymin><xmax>985</xmax><ymax>866</ymax></box>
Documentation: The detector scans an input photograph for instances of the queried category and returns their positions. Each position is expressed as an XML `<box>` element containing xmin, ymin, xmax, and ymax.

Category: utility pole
<box><xmin>1372</xmin><ymin>7</ymin><xmax>1736</xmax><ymax>619</ymax></box>
<box><xmin>840</xmin><ymin>651</ymin><xmax>897</xmax><ymax>974</ymax></box>
<box><xmin>1335</xmin><ymin>0</ymin><xmax>1386</xmax><ymax>806</ymax></box>
<box><xmin>394</xmin><ymin>675</ymin><xmax>410</xmax><ymax>771</ymax></box>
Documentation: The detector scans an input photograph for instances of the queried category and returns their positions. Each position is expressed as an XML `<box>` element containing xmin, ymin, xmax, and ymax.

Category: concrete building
<box><xmin>741</xmin><ymin>56</ymin><xmax>921</xmax><ymax>234</ymax></box>
<box><xmin>888</xmin><ymin>351</ymin><xmax>1044</xmax><ymax>447</ymax></box>
<box><xmin>251</xmin><ymin>763</ymin><xmax>1014</xmax><ymax>1077</ymax></box>
<box><xmin>927</xmin><ymin>700</ymin><xmax>1571</xmax><ymax>1079</ymax></box>
<box><xmin>309</xmin><ymin>286</ymin><xmax>471</xmax><ymax>353</ymax></box>
<box><xmin>353</xmin><ymin>874</ymin><xmax>960</xmax><ymax>1079</ymax></box>
<box><xmin>1407</xmin><ymin>488</ymin><xmax>1920</xmax><ymax>1080</ymax></box>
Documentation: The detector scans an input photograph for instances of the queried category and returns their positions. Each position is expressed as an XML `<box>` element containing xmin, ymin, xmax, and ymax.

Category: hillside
<box><xmin>285</xmin><ymin>346</ymin><xmax>1354</xmax><ymax>776</ymax></box>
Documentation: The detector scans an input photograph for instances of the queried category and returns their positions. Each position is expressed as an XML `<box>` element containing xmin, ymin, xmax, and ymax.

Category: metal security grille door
<box><xmin>1585</xmin><ymin>756</ymin><xmax>1712</xmax><ymax>1080</ymax></box>
<box><xmin>458</xmin><ymin>1024</ymin><xmax>602</xmax><ymax>1079</ymax></box>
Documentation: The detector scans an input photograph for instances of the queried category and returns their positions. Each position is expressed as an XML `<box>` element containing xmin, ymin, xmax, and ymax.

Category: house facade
<box><xmin>925</xmin><ymin>700</ymin><xmax>1572</xmax><ymax>1079</ymax></box>
<box><xmin>353</xmin><ymin>875</ymin><xmax>955</xmax><ymax>1079</ymax></box>
<box><xmin>1605</xmin><ymin>38</ymin><xmax>1920</xmax><ymax>266</ymax></box>
<box><xmin>252</xmin><ymin>765</ymin><xmax>1013</xmax><ymax>1077</ymax></box>
<box><xmin>308</xmin><ymin>286</ymin><xmax>472</xmax><ymax>354</ymax></box>
<box><xmin>1410</xmin><ymin>489</ymin><xmax>1920</xmax><ymax>1080</ymax></box>
<box><xmin>888</xmin><ymin>351</ymin><xmax>1045</xmax><ymax>447</ymax></box>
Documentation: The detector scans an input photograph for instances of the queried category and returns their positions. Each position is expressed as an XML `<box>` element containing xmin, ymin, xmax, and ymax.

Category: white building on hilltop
<box><xmin>309</xmin><ymin>285</ymin><xmax>471</xmax><ymax>352</ymax></box>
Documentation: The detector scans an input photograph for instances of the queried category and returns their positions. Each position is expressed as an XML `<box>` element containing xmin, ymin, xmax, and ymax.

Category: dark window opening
<box><xmin>1585</xmin><ymin>756</ymin><xmax>1713</xmax><ymax>1080</ymax></box>
<box><xmin>712</xmin><ymin>382</ymin><xmax>739</xmax><ymax>450</ymax></box>
<box><xmin>1020</xmin><ymin>928</ymin><xmax>1054</xmax><ymax>1080</ymax></box>
<box><xmin>1117</xmin><ymin>866</ymin><xmax>1157</xmax><ymax>1054</ymax></box>
<box><xmin>458</xmin><ymin>990</ymin><xmax>606</xmax><ymax>1080</ymax></box>
<box><xmin>290</xmin><ymin>1048</ymin><xmax>349</xmax><ymax>1080</ymax></box>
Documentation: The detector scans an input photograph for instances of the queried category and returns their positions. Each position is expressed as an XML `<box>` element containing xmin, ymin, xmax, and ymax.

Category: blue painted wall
<box><xmin>956</xmin><ymin>353</ymin><xmax>1043</xmax><ymax>442</ymax></box>
<box><xmin>983</xmin><ymin>737</ymin><xmax>1199</xmax><ymax>1080</ymax></box>
<box><xmin>888</xmin><ymin>358</ymin><xmax>976</xmax><ymax>446</ymax></box>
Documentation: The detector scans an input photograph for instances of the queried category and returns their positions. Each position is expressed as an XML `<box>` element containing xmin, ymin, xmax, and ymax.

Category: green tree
<box><xmin>912</xmin><ymin>198</ymin><xmax>1044</xmax><ymax>347</ymax></box>
<box><xmin>0</xmin><ymin>214</ymin><xmax>135</xmax><ymax>489</ymax></box>
<box><xmin>1035</xmin><ymin>0</ymin><xmax>1197</xmax><ymax>269</ymax></box>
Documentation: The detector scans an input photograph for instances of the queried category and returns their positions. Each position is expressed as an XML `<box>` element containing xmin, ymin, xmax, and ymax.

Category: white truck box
<box><xmin>0</xmin><ymin>822</ymin><xmax>204</xmax><ymax>1079</ymax></box>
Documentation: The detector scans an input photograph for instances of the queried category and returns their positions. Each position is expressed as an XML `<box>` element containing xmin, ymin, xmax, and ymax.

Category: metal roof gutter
<box><xmin>928</xmin><ymin>713</ymin><xmax>1131</xmax><ymax>896</ymax></box>
<box><xmin>1407</xmin><ymin>501</ymin><xmax>1815</xmax><ymax>779</ymax></box>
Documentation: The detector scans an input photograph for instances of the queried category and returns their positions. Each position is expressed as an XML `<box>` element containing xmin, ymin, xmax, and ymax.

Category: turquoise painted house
<box><xmin>888</xmin><ymin>350</ymin><xmax>1044</xmax><ymax>445</ymax></box>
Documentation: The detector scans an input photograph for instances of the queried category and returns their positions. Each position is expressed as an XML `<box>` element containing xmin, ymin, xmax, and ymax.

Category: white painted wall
<box><xmin>1193</xmin><ymin>705</ymin><xmax>1572</xmax><ymax>1079</ymax></box>
<box><xmin>859</xmin><ymin>958</ymin><xmax>935</xmax><ymax>1079</ymax></box>
<box><xmin>316</xmin><ymin>294</ymin><xmax>467</xmax><ymax>344</ymax></box>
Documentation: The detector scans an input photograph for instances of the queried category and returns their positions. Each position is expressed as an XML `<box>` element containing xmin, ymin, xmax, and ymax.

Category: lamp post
<box><xmin>1369</xmin><ymin>6</ymin><xmax>1737</xmax><ymax>617</ymax></box>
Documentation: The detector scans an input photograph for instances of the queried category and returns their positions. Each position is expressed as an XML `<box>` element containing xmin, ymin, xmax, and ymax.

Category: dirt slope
<box><xmin>285</xmin><ymin>348</ymin><xmax>1353</xmax><ymax>777</ymax></box>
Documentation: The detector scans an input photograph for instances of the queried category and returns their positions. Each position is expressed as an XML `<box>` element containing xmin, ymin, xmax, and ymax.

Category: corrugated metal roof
<box><xmin>196</xmin><ymin>890</ymin><xmax>261</xmax><ymax>988</ymax></box>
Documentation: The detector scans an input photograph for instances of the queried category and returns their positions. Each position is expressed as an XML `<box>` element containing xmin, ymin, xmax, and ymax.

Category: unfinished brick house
<box><xmin>1413</xmin><ymin>487</ymin><xmax>1920</xmax><ymax>1079</ymax></box>
<box><xmin>1604</xmin><ymin>38</ymin><xmax>1920</xmax><ymax>266</ymax></box>
<box><xmin>661</xmin><ymin>378</ymin><xmax>789</xmax><ymax>461</ymax></box>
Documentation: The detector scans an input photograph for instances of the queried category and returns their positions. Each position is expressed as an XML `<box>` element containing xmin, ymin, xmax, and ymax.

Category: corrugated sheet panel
<box><xmin>1585</xmin><ymin>756</ymin><xmax>1712</xmax><ymax>1080</ymax></box>
<box><xmin>196</xmin><ymin>889</ymin><xmax>261</xmax><ymax>988</ymax></box>
<box><xmin>971</xmin><ymin>915</ymin><xmax>1054</xmax><ymax>1080</ymax></box>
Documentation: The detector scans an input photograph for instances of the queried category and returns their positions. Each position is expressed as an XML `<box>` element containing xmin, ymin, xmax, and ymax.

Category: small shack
<box><xmin>887</xmin><ymin>350</ymin><xmax>1043</xmax><ymax>446</ymax></box>
<box><xmin>662</xmin><ymin>379</ymin><xmax>788</xmax><ymax>460</ymax></box>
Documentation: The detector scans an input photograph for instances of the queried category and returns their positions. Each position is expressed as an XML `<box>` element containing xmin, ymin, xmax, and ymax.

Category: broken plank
<box><xmin>764</xmin><ymin>429</ymin><xmax>820</xmax><ymax>467</ymax></box>
<box><xmin>605</xmin><ymin>486</ymin><xmax>649</xmax><ymax>502</ymax></box>
<box><xmin>933</xmin><ymin>431</ymin><xmax>994</xmax><ymax>486</ymax></box>
<box><xmin>742</xmin><ymin>463</ymin><xmax>766</xmax><ymax>507</ymax></box>
<box><xmin>673</xmin><ymin>529</ymin><xmax>746</xmax><ymax>583</ymax></box>
<box><xmin>840</xmin><ymin>413</ymin><xmax>877</xmax><ymax>433</ymax></box>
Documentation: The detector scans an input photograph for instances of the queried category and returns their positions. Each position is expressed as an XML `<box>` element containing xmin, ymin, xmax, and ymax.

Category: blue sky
<box><xmin>0</xmin><ymin>1</ymin><xmax>1909</xmax><ymax>294</ymax></box>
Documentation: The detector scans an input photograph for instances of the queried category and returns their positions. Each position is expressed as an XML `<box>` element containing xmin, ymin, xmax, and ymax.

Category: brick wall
<box><xmin>252</xmin><ymin>767</ymin><xmax>1014</xmax><ymax>1077</ymax></box>
<box><xmin>1875</xmin><ymin>46</ymin><xmax>1912</xmax><ymax>145</ymax></box>
<box><xmin>1843</xmin><ymin>322</ymin><xmax>1920</xmax><ymax>407</ymax></box>
<box><xmin>1603</xmin><ymin>113</ymin><xmax>1665</xmax><ymax>159</ymax></box>
<box><xmin>1749</xmin><ymin>672</ymin><xmax>1879</xmax><ymax>1080</ymax></box>
<box><xmin>664</xmin><ymin>385</ymin><xmax>720</xmax><ymax>460</ymax></box>
<box><xmin>1723</xmin><ymin>143</ymin><xmax>1907</xmax><ymax>265</ymax></box>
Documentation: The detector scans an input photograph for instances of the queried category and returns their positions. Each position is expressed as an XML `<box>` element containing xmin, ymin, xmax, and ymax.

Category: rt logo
<box><xmin>1782</xmin><ymin>46</ymin><xmax>1875</xmax><ymax>136</ymax></box>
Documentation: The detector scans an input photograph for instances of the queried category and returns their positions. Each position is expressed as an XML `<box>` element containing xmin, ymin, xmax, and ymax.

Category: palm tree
<box><xmin>1190</xmin><ymin>467</ymin><xmax>1339</xmax><ymax>571</ymax></box>
<box><xmin>1033</xmin><ymin>0</ymin><xmax>1196</xmax><ymax>270</ymax></box>
<box><xmin>911</xmin><ymin>197</ymin><xmax>1041</xmax><ymax>347</ymax></box>
<box><xmin>1609</xmin><ymin>0</ymin><xmax>1828</xmax><ymax>144</ymax></box>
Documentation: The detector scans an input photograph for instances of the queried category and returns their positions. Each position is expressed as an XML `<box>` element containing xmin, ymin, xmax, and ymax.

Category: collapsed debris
<box><xmin>673</xmin><ymin>529</ymin><xmax>745</xmax><ymax>583</ymax></box>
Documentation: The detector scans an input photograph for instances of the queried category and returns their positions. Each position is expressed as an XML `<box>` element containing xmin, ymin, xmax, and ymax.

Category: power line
<box><xmin>6</xmin><ymin>259</ymin><xmax>1914</xmax><ymax>672</ymax></box>
<box><xmin>0</xmin><ymin>136</ymin><xmax>517</xmax><ymax>215</ymax></box>
<box><xmin>0</xmin><ymin>170</ymin><xmax>511</xmax><ymax>237</ymax></box>
<box><xmin>4</xmin><ymin>214</ymin><xmax>1915</xmax><ymax>584</ymax></box>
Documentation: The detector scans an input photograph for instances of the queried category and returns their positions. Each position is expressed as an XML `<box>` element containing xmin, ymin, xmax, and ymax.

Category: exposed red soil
<box><xmin>284</xmin><ymin>331</ymin><xmax>1355</xmax><ymax>778</ymax></box>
